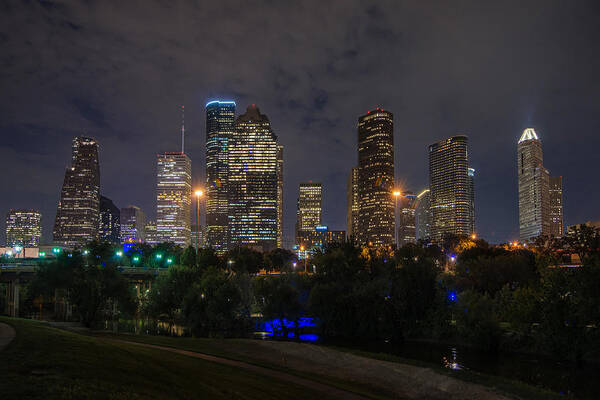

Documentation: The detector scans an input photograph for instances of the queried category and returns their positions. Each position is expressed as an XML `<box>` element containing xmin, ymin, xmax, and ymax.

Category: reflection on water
<box><xmin>442</xmin><ymin>347</ymin><xmax>463</xmax><ymax>370</ymax></box>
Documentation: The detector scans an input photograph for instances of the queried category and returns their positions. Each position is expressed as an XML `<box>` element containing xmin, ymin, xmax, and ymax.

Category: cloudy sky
<box><xmin>1</xmin><ymin>0</ymin><xmax>599</xmax><ymax>246</ymax></box>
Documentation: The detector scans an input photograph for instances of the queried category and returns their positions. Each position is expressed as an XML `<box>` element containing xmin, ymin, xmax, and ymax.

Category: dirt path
<box><xmin>111</xmin><ymin>339</ymin><xmax>369</xmax><ymax>400</ymax></box>
<box><xmin>0</xmin><ymin>322</ymin><xmax>16</xmax><ymax>351</ymax></box>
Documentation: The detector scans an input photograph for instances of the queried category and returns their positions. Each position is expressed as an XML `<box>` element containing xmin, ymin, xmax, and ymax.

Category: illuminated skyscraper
<box><xmin>518</xmin><ymin>128</ymin><xmax>550</xmax><ymax>241</ymax></box>
<box><xmin>549</xmin><ymin>176</ymin><xmax>563</xmax><ymax>237</ymax></box>
<box><xmin>296</xmin><ymin>182</ymin><xmax>322</xmax><ymax>243</ymax></box>
<box><xmin>145</xmin><ymin>220</ymin><xmax>159</xmax><ymax>245</ymax></box>
<box><xmin>228</xmin><ymin>105</ymin><xmax>279</xmax><ymax>252</ymax></box>
<box><xmin>277</xmin><ymin>144</ymin><xmax>284</xmax><ymax>248</ymax></box>
<box><xmin>120</xmin><ymin>205</ymin><xmax>146</xmax><ymax>243</ymax></box>
<box><xmin>99</xmin><ymin>196</ymin><xmax>120</xmax><ymax>244</ymax></box>
<box><xmin>415</xmin><ymin>189</ymin><xmax>431</xmax><ymax>241</ymax></box>
<box><xmin>468</xmin><ymin>167</ymin><xmax>476</xmax><ymax>234</ymax></box>
<box><xmin>346</xmin><ymin>167</ymin><xmax>359</xmax><ymax>240</ymax></box>
<box><xmin>397</xmin><ymin>193</ymin><xmax>417</xmax><ymax>246</ymax></box>
<box><xmin>429</xmin><ymin>135</ymin><xmax>473</xmax><ymax>242</ymax></box>
<box><xmin>206</xmin><ymin>100</ymin><xmax>235</xmax><ymax>254</ymax></box>
<box><xmin>53</xmin><ymin>136</ymin><xmax>100</xmax><ymax>247</ymax></box>
<box><xmin>156</xmin><ymin>152</ymin><xmax>192</xmax><ymax>247</ymax></box>
<box><xmin>357</xmin><ymin>108</ymin><xmax>395</xmax><ymax>247</ymax></box>
<box><xmin>6</xmin><ymin>209</ymin><xmax>42</xmax><ymax>247</ymax></box>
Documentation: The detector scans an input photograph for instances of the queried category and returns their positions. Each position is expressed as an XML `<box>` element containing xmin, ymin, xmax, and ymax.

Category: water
<box><xmin>255</xmin><ymin>326</ymin><xmax>599</xmax><ymax>399</ymax></box>
<box><xmin>332</xmin><ymin>339</ymin><xmax>600</xmax><ymax>399</ymax></box>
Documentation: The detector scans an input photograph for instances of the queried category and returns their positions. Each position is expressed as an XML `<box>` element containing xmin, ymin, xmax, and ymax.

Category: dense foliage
<box><xmin>22</xmin><ymin>226</ymin><xmax>600</xmax><ymax>362</ymax></box>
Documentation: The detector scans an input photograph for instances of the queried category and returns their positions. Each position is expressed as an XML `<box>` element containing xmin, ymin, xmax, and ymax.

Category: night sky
<box><xmin>1</xmin><ymin>1</ymin><xmax>599</xmax><ymax>246</ymax></box>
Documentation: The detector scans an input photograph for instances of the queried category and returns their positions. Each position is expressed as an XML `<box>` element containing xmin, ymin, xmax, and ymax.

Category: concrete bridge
<box><xmin>1</xmin><ymin>263</ymin><xmax>167</xmax><ymax>318</ymax></box>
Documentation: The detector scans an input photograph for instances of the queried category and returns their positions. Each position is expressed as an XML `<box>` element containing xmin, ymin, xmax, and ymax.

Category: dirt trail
<box><xmin>0</xmin><ymin>322</ymin><xmax>16</xmax><ymax>351</ymax></box>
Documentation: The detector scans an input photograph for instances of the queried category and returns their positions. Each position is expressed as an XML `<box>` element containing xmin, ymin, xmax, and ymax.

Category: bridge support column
<box><xmin>7</xmin><ymin>281</ymin><xmax>20</xmax><ymax>318</ymax></box>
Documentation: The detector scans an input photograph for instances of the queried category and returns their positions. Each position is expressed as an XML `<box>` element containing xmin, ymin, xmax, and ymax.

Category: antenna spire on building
<box><xmin>181</xmin><ymin>105</ymin><xmax>185</xmax><ymax>153</ymax></box>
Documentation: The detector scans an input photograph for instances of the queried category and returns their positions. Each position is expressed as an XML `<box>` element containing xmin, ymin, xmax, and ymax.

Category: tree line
<box><xmin>22</xmin><ymin>225</ymin><xmax>600</xmax><ymax>363</ymax></box>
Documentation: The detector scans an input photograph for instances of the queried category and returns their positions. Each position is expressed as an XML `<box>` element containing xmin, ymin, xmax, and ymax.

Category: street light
<box><xmin>393</xmin><ymin>190</ymin><xmax>402</xmax><ymax>249</ymax></box>
<box><xmin>115</xmin><ymin>250</ymin><xmax>123</xmax><ymax>257</ymax></box>
<box><xmin>194</xmin><ymin>189</ymin><xmax>204</xmax><ymax>253</ymax></box>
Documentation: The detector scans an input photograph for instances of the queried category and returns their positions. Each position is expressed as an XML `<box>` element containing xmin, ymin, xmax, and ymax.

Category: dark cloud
<box><xmin>1</xmin><ymin>0</ymin><xmax>599</xmax><ymax>245</ymax></box>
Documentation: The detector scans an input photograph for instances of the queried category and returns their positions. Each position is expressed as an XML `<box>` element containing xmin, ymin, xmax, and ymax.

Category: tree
<box><xmin>29</xmin><ymin>252</ymin><xmax>136</xmax><ymax>328</ymax></box>
<box><xmin>226</xmin><ymin>247</ymin><xmax>263</xmax><ymax>274</ymax></box>
<box><xmin>181</xmin><ymin>245</ymin><xmax>197</xmax><ymax>268</ymax></box>
<box><xmin>183</xmin><ymin>267</ymin><xmax>248</xmax><ymax>337</ymax></box>
<box><xmin>263</xmin><ymin>248</ymin><xmax>294</xmax><ymax>272</ymax></box>
<box><xmin>254</xmin><ymin>276</ymin><xmax>303</xmax><ymax>337</ymax></box>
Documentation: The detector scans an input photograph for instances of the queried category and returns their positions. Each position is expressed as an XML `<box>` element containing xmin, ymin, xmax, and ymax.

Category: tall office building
<box><xmin>99</xmin><ymin>196</ymin><xmax>120</xmax><ymax>244</ymax></box>
<box><xmin>357</xmin><ymin>108</ymin><xmax>395</xmax><ymax>247</ymax></box>
<box><xmin>53</xmin><ymin>136</ymin><xmax>100</xmax><ymax>247</ymax></box>
<box><xmin>206</xmin><ymin>100</ymin><xmax>235</xmax><ymax>254</ymax></box>
<box><xmin>468</xmin><ymin>167</ymin><xmax>476</xmax><ymax>234</ymax></box>
<box><xmin>120</xmin><ymin>205</ymin><xmax>146</xmax><ymax>243</ymax></box>
<box><xmin>346</xmin><ymin>167</ymin><xmax>359</xmax><ymax>240</ymax></box>
<box><xmin>145</xmin><ymin>220</ymin><xmax>159</xmax><ymax>245</ymax></box>
<box><xmin>156</xmin><ymin>152</ymin><xmax>192</xmax><ymax>247</ymax></box>
<box><xmin>518</xmin><ymin>128</ymin><xmax>550</xmax><ymax>241</ymax></box>
<box><xmin>277</xmin><ymin>144</ymin><xmax>284</xmax><ymax>248</ymax></box>
<box><xmin>415</xmin><ymin>189</ymin><xmax>431</xmax><ymax>241</ymax></box>
<box><xmin>6</xmin><ymin>209</ymin><xmax>42</xmax><ymax>247</ymax></box>
<box><xmin>428</xmin><ymin>135</ymin><xmax>473</xmax><ymax>242</ymax></box>
<box><xmin>296</xmin><ymin>182</ymin><xmax>322</xmax><ymax>243</ymax></box>
<box><xmin>228</xmin><ymin>105</ymin><xmax>279</xmax><ymax>252</ymax></box>
<box><xmin>191</xmin><ymin>224</ymin><xmax>206</xmax><ymax>250</ymax></box>
<box><xmin>549</xmin><ymin>176</ymin><xmax>563</xmax><ymax>237</ymax></box>
<box><xmin>397</xmin><ymin>193</ymin><xmax>417</xmax><ymax>247</ymax></box>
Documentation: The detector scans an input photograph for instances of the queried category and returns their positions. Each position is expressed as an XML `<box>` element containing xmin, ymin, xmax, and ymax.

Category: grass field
<box><xmin>0</xmin><ymin>317</ymin><xmax>339</xmax><ymax>400</ymax></box>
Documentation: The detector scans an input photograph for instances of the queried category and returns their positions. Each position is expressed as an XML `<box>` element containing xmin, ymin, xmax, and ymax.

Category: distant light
<box><xmin>448</xmin><ymin>291</ymin><xmax>457</xmax><ymax>302</ymax></box>
<box><xmin>115</xmin><ymin>251</ymin><xmax>123</xmax><ymax>257</ymax></box>
<box><xmin>83</xmin><ymin>250</ymin><xmax>89</xmax><ymax>255</ymax></box>
<box><xmin>155</xmin><ymin>253</ymin><xmax>163</xmax><ymax>259</ymax></box>
<box><xmin>206</xmin><ymin>100</ymin><xmax>236</xmax><ymax>108</ymax></box>
<box><xmin>52</xmin><ymin>248</ymin><xmax>61</xmax><ymax>254</ymax></box>
<box><xmin>393</xmin><ymin>191</ymin><xmax>401</xmax><ymax>196</ymax></box>
<box><xmin>133</xmin><ymin>256</ymin><xmax>140</xmax><ymax>262</ymax></box>
<box><xmin>39</xmin><ymin>252</ymin><xmax>46</xmax><ymax>257</ymax></box>
<box><xmin>14</xmin><ymin>245</ymin><xmax>23</xmax><ymax>252</ymax></box>
<box><xmin>166</xmin><ymin>258</ymin><xmax>173</xmax><ymax>264</ymax></box>
<box><xmin>195</xmin><ymin>189</ymin><xmax>203</xmax><ymax>197</ymax></box>
<box><xmin>315</xmin><ymin>225</ymin><xmax>328</xmax><ymax>231</ymax></box>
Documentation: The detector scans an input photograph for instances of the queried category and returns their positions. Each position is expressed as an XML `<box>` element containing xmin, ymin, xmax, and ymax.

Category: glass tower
<box><xmin>6</xmin><ymin>209</ymin><xmax>42</xmax><ymax>247</ymax></box>
<box><xmin>120</xmin><ymin>205</ymin><xmax>146</xmax><ymax>243</ymax></box>
<box><xmin>99</xmin><ymin>196</ymin><xmax>120</xmax><ymax>244</ymax></box>
<box><xmin>415</xmin><ymin>189</ymin><xmax>431</xmax><ymax>241</ymax></box>
<box><xmin>277</xmin><ymin>144</ymin><xmax>284</xmax><ymax>248</ymax></box>
<box><xmin>518</xmin><ymin>128</ymin><xmax>550</xmax><ymax>241</ymax></box>
<box><xmin>296</xmin><ymin>182</ymin><xmax>322</xmax><ymax>244</ymax></box>
<box><xmin>156</xmin><ymin>152</ymin><xmax>192</xmax><ymax>247</ymax></box>
<box><xmin>357</xmin><ymin>108</ymin><xmax>395</xmax><ymax>247</ymax></box>
<box><xmin>549</xmin><ymin>176</ymin><xmax>563</xmax><ymax>237</ymax></box>
<box><xmin>398</xmin><ymin>193</ymin><xmax>417</xmax><ymax>246</ymax></box>
<box><xmin>228</xmin><ymin>105</ymin><xmax>279</xmax><ymax>252</ymax></box>
<box><xmin>205</xmin><ymin>100</ymin><xmax>236</xmax><ymax>254</ymax></box>
<box><xmin>346</xmin><ymin>167</ymin><xmax>359</xmax><ymax>240</ymax></box>
<box><xmin>428</xmin><ymin>135</ymin><xmax>473</xmax><ymax>243</ymax></box>
<box><xmin>53</xmin><ymin>136</ymin><xmax>100</xmax><ymax>247</ymax></box>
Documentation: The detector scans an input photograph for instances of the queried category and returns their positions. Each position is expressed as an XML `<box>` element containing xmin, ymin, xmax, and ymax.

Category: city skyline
<box><xmin>1</xmin><ymin>1</ymin><xmax>599</xmax><ymax>245</ymax></box>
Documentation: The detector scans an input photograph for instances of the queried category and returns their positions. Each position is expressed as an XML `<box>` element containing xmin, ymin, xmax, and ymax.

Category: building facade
<box><xmin>296</xmin><ymin>182</ymin><xmax>322</xmax><ymax>243</ymax></box>
<box><xmin>228</xmin><ymin>105</ymin><xmax>279</xmax><ymax>252</ymax></box>
<box><xmin>53</xmin><ymin>136</ymin><xmax>100</xmax><ymax>247</ymax></box>
<box><xmin>6</xmin><ymin>209</ymin><xmax>42</xmax><ymax>247</ymax></box>
<box><xmin>277</xmin><ymin>144</ymin><xmax>284</xmax><ymax>248</ymax></box>
<box><xmin>415</xmin><ymin>189</ymin><xmax>431</xmax><ymax>241</ymax></box>
<box><xmin>296</xmin><ymin>225</ymin><xmax>346</xmax><ymax>252</ymax></box>
<box><xmin>518</xmin><ymin>128</ymin><xmax>551</xmax><ymax>241</ymax></box>
<box><xmin>156</xmin><ymin>152</ymin><xmax>192</xmax><ymax>247</ymax></box>
<box><xmin>145</xmin><ymin>220</ymin><xmax>159</xmax><ymax>245</ymax></box>
<box><xmin>549</xmin><ymin>176</ymin><xmax>564</xmax><ymax>237</ymax></box>
<box><xmin>428</xmin><ymin>135</ymin><xmax>474</xmax><ymax>243</ymax></box>
<box><xmin>191</xmin><ymin>224</ymin><xmax>206</xmax><ymax>250</ymax></box>
<box><xmin>99</xmin><ymin>196</ymin><xmax>120</xmax><ymax>244</ymax></box>
<box><xmin>357</xmin><ymin>108</ymin><xmax>395</xmax><ymax>247</ymax></box>
<box><xmin>346</xmin><ymin>167</ymin><xmax>359</xmax><ymax>240</ymax></box>
<box><xmin>206</xmin><ymin>100</ymin><xmax>235</xmax><ymax>254</ymax></box>
<box><xmin>398</xmin><ymin>193</ymin><xmax>417</xmax><ymax>247</ymax></box>
<box><xmin>120</xmin><ymin>205</ymin><xmax>146</xmax><ymax>243</ymax></box>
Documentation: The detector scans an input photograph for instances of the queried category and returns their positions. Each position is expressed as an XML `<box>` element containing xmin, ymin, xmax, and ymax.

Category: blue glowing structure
<box><xmin>206</xmin><ymin>100</ymin><xmax>236</xmax><ymax>108</ymax></box>
<box><xmin>448</xmin><ymin>291</ymin><xmax>457</xmax><ymax>302</ymax></box>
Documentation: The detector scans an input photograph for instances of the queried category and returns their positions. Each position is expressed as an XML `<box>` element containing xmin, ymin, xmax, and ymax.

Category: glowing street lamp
<box><xmin>393</xmin><ymin>190</ymin><xmax>402</xmax><ymax>248</ymax></box>
<box><xmin>166</xmin><ymin>258</ymin><xmax>173</xmax><ymax>265</ymax></box>
<box><xmin>155</xmin><ymin>253</ymin><xmax>163</xmax><ymax>260</ymax></box>
<box><xmin>194</xmin><ymin>189</ymin><xmax>204</xmax><ymax>252</ymax></box>
<box><xmin>115</xmin><ymin>250</ymin><xmax>123</xmax><ymax>257</ymax></box>
<box><xmin>132</xmin><ymin>256</ymin><xmax>140</xmax><ymax>263</ymax></box>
